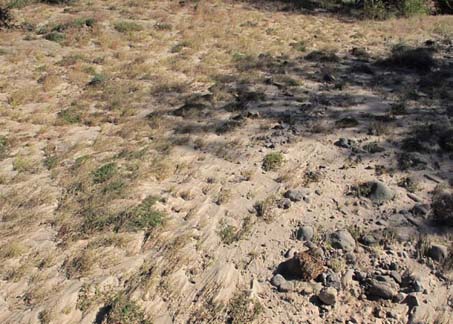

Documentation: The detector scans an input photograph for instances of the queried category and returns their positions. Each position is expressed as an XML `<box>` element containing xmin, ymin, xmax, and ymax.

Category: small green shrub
<box><xmin>219</xmin><ymin>224</ymin><xmax>238</xmax><ymax>245</ymax></box>
<box><xmin>401</xmin><ymin>0</ymin><xmax>429</xmax><ymax>16</ymax></box>
<box><xmin>262</xmin><ymin>152</ymin><xmax>284</xmax><ymax>171</ymax></box>
<box><xmin>7</xmin><ymin>0</ymin><xmax>34</xmax><ymax>9</ymax></box>
<box><xmin>88</xmin><ymin>73</ymin><xmax>106</xmax><ymax>86</ymax></box>
<box><xmin>0</xmin><ymin>136</ymin><xmax>7</xmax><ymax>156</ymax></box>
<box><xmin>44</xmin><ymin>154</ymin><xmax>58</xmax><ymax>170</ymax></box>
<box><xmin>118</xmin><ymin>196</ymin><xmax>165</xmax><ymax>232</ymax></box>
<box><xmin>114</xmin><ymin>21</ymin><xmax>143</xmax><ymax>33</ymax></box>
<box><xmin>13</xmin><ymin>156</ymin><xmax>34</xmax><ymax>172</ymax></box>
<box><xmin>57</xmin><ymin>108</ymin><xmax>81</xmax><ymax>124</ymax></box>
<box><xmin>44</xmin><ymin>32</ymin><xmax>65</xmax><ymax>42</ymax></box>
<box><xmin>227</xmin><ymin>291</ymin><xmax>263</xmax><ymax>324</ymax></box>
<box><xmin>102</xmin><ymin>293</ymin><xmax>150</xmax><ymax>324</ymax></box>
<box><xmin>92</xmin><ymin>163</ymin><xmax>117</xmax><ymax>183</ymax></box>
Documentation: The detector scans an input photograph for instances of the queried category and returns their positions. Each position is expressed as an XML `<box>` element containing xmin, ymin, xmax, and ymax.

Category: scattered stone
<box><xmin>389</xmin><ymin>271</ymin><xmax>402</xmax><ymax>284</ymax></box>
<box><xmin>277</xmin><ymin>198</ymin><xmax>291</xmax><ymax>209</ymax></box>
<box><xmin>285</xmin><ymin>248</ymin><xmax>297</xmax><ymax>258</ymax></box>
<box><xmin>297</xmin><ymin>225</ymin><xmax>314</xmax><ymax>241</ymax></box>
<box><xmin>329</xmin><ymin>230</ymin><xmax>356</xmax><ymax>252</ymax></box>
<box><xmin>271</xmin><ymin>274</ymin><xmax>286</xmax><ymax>288</ymax></box>
<box><xmin>284</xmin><ymin>189</ymin><xmax>305</xmax><ymax>202</ymax></box>
<box><xmin>271</xmin><ymin>274</ymin><xmax>293</xmax><ymax>292</ymax></box>
<box><xmin>360</xmin><ymin>234</ymin><xmax>378</xmax><ymax>246</ymax></box>
<box><xmin>366</xmin><ymin>181</ymin><xmax>395</xmax><ymax>202</ymax></box>
<box><xmin>335</xmin><ymin>138</ymin><xmax>357</xmax><ymax>149</ymax></box>
<box><xmin>320</xmin><ymin>270</ymin><xmax>341</xmax><ymax>290</ymax></box>
<box><xmin>366</xmin><ymin>276</ymin><xmax>399</xmax><ymax>300</ymax></box>
<box><xmin>318</xmin><ymin>287</ymin><xmax>337</xmax><ymax>305</ymax></box>
<box><xmin>342</xmin><ymin>269</ymin><xmax>355</xmax><ymax>288</ymax></box>
<box><xmin>404</xmin><ymin>294</ymin><xmax>420</xmax><ymax>308</ymax></box>
<box><xmin>277</xmin><ymin>250</ymin><xmax>324</xmax><ymax>281</ymax></box>
<box><xmin>345</xmin><ymin>252</ymin><xmax>356</xmax><ymax>264</ymax></box>
<box><xmin>411</xmin><ymin>204</ymin><xmax>429</xmax><ymax>217</ymax></box>
<box><xmin>428</xmin><ymin>243</ymin><xmax>448</xmax><ymax>262</ymax></box>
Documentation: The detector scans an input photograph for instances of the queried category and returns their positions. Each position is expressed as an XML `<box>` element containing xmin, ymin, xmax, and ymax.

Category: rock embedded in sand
<box><xmin>364</xmin><ymin>181</ymin><xmax>395</xmax><ymax>202</ymax></box>
<box><xmin>271</xmin><ymin>274</ymin><xmax>293</xmax><ymax>292</ymax></box>
<box><xmin>318</xmin><ymin>287</ymin><xmax>337</xmax><ymax>305</ymax></box>
<box><xmin>284</xmin><ymin>189</ymin><xmax>305</xmax><ymax>202</ymax></box>
<box><xmin>297</xmin><ymin>225</ymin><xmax>314</xmax><ymax>241</ymax></box>
<box><xmin>366</xmin><ymin>275</ymin><xmax>399</xmax><ymax>300</ymax></box>
<box><xmin>428</xmin><ymin>243</ymin><xmax>448</xmax><ymax>262</ymax></box>
<box><xmin>329</xmin><ymin>230</ymin><xmax>356</xmax><ymax>252</ymax></box>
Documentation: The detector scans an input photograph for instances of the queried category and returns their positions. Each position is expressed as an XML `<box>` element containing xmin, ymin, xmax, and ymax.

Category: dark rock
<box><xmin>277</xmin><ymin>250</ymin><xmax>324</xmax><ymax>281</ymax></box>
<box><xmin>428</xmin><ymin>243</ymin><xmax>448</xmax><ymax>262</ymax></box>
<box><xmin>345</xmin><ymin>252</ymin><xmax>356</xmax><ymax>264</ymax></box>
<box><xmin>318</xmin><ymin>287</ymin><xmax>337</xmax><ymax>305</ymax></box>
<box><xmin>366</xmin><ymin>276</ymin><xmax>399</xmax><ymax>300</ymax></box>
<box><xmin>335</xmin><ymin>138</ymin><xmax>357</xmax><ymax>149</ymax></box>
<box><xmin>284</xmin><ymin>189</ymin><xmax>305</xmax><ymax>202</ymax></box>
<box><xmin>277</xmin><ymin>198</ymin><xmax>291</xmax><ymax>209</ymax></box>
<box><xmin>367</xmin><ymin>181</ymin><xmax>395</xmax><ymax>202</ymax></box>
<box><xmin>297</xmin><ymin>225</ymin><xmax>314</xmax><ymax>241</ymax></box>
<box><xmin>360</xmin><ymin>234</ymin><xmax>378</xmax><ymax>246</ymax></box>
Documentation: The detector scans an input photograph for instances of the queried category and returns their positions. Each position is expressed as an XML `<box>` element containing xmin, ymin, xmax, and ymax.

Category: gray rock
<box><xmin>271</xmin><ymin>274</ymin><xmax>286</xmax><ymax>288</ymax></box>
<box><xmin>367</xmin><ymin>276</ymin><xmax>399</xmax><ymax>300</ymax></box>
<box><xmin>345</xmin><ymin>252</ymin><xmax>356</xmax><ymax>264</ymax></box>
<box><xmin>389</xmin><ymin>271</ymin><xmax>402</xmax><ymax>284</ymax></box>
<box><xmin>284</xmin><ymin>190</ymin><xmax>304</xmax><ymax>202</ymax></box>
<box><xmin>318</xmin><ymin>287</ymin><xmax>337</xmax><ymax>305</ymax></box>
<box><xmin>278</xmin><ymin>280</ymin><xmax>293</xmax><ymax>292</ymax></box>
<box><xmin>329</xmin><ymin>230</ymin><xmax>356</xmax><ymax>252</ymax></box>
<box><xmin>285</xmin><ymin>248</ymin><xmax>297</xmax><ymax>258</ymax></box>
<box><xmin>342</xmin><ymin>269</ymin><xmax>355</xmax><ymax>288</ymax></box>
<box><xmin>428</xmin><ymin>243</ymin><xmax>448</xmax><ymax>262</ymax></box>
<box><xmin>335</xmin><ymin>138</ymin><xmax>357</xmax><ymax>149</ymax></box>
<box><xmin>368</xmin><ymin>181</ymin><xmax>395</xmax><ymax>202</ymax></box>
<box><xmin>360</xmin><ymin>234</ymin><xmax>378</xmax><ymax>246</ymax></box>
<box><xmin>297</xmin><ymin>225</ymin><xmax>314</xmax><ymax>241</ymax></box>
<box><xmin>277</xmin><ymin>198</ymin><xmax>291</xmax><ymax>209</ymax></box>
<box><xmin>321</xmin><ymin>270</ymin><xmax>341</xmax><ymax>290</ymax></box>
<box><xmin>404</xmin><ymin>294</ymin><xmax>420</xmax><ymax>308</ymax></box>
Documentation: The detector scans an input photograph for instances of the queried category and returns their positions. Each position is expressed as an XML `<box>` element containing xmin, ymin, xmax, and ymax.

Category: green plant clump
<box><xmin>262</xmin><ymin>152</ymin><xmax>284</xmax><ymax>171</ymax></box>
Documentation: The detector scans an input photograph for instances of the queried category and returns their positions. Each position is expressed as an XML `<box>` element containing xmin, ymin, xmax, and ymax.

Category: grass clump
<box><xmin>92</xmin><ymin>163</ymin><xmax>117</xmax><ymax>183</ymax></box>
<box><xmin>44</xmin><ymin>32</ymin><xmax>65</xmax><ymax>42</ymax></box>
<box><xmin>0</xmin><ymin>135</ymin><xmax>8</xmax><ymax>157</ymax></box>
<box><xmin>101</xmin><ymin>293</ymin><xmax>150</xmax><ymax>324</ymax></box>
<box><xmin>57</xmin><ymin>107</ymin><xmax>81</xmax><ymax>124</ymax></box>
<box><xmin>262</xmin><ymin>152</ymin><xmax>284</xmax><ymax>171</ymax></box>
<box><xmin>227</xmin><ymin>291</ymin><xmax>263</xmax><ymax>324</ymax></box>
<box><xmin>114</xmin><ymin>21</ymin><xmax>143</xmax><ymax>33</ymax></box>
<box><xmin>13</xmin><ymin>156</ymin><xmax>34</xmax><ymax>173</ymax></box>
<box><xmin>117</xmin><ymin>196</ymin><xmax>165</xmax><ymax>232</ymax></box>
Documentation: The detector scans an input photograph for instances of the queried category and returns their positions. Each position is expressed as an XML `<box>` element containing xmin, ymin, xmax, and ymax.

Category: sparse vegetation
<box><xmin>262</xmin><ymin>152</ymin><xmax>284</xmax><ymax>171</ymax></box>
<box><xmin>114</xmin><ymin>21</ymin><xmax>143</xmax><ymax>33</ymax></box>
<box><xmin>101</xmin><ymin>293</ymin><xmax>150</xmax><ymax>324</ymax></box>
